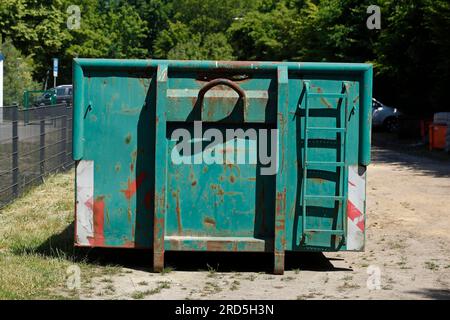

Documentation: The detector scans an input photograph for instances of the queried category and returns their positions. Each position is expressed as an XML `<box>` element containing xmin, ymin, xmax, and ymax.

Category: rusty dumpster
<box><xmin>73</xmin><ymin>59</ymin><xmax>373</xmax><ymax>274</ymax></box>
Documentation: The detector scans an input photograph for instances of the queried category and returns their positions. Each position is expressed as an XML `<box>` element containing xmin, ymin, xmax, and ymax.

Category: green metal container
<box><xmin>73</xmin><ymin>59</ymin><xmax>372</xmax><ymax>274</ymax></box>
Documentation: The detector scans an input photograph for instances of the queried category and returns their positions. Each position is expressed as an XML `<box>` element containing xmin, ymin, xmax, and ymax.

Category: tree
<box><xmin>154</xmin><ymin>21</ymin><xmax>234</xmax><ymax>60</ymax></box>
<box><xmin>152</xmin><ymin>0</ymin><xmax>258</xmax><ymax>59</ymax></box>
<box><xmin>0</xmin><ymin>0</ymin><xmax>149</xmax><ymax>85</ymax></box>
<box><xmin>0</xmin><ymin>38</ymin><xmax>40</xmax><ymax>105</ymax></box>
<box><xmin>228</xmin><ymin>1</ymin><xmax>299</xmax><ymax>61</ymax></box>
<box><xmin>373</xmin><ymin>0</ymin><xmax>449</xmax><ymax>114</ymax></box>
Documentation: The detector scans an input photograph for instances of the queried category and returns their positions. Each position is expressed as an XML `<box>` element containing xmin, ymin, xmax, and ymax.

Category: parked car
<box><xmin>372</xmin><ymin>98</ymin><xmax>401</xmax><ymax>132</ymax></box>
<box><xmin>35</xmin><ymin>85</ymin><xmax>73</xmax><ymax>106</ymax></box>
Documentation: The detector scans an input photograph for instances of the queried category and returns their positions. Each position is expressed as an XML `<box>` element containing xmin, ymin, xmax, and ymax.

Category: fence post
<box><xmin>60</xmin><ymin>103</ymin><xmax>68</xmax><ymax>169</ymax></box>
<box><xmin>23</xmin><ymin>91</ymin><xmax>29</xmax><ymax>125</ymax></box>
<box><xmin>40</xmin><ymin>106</ymin><xmax>45</xmax><ymax>178</ymax></box>
<box><xmin>12</xmin><ymin>104</ymin><xmax>19</xmax><ymax>197</ymax></box>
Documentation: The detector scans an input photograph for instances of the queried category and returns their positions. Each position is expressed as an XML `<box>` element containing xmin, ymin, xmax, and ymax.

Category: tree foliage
<box><xmin>0</xmin><ymin>0</ymin><xmax>449</xmax><ymax>112</ymax></box>
<box><xmin>0</xmin><ymin>38</ymin><xmax>40</xmax><ymax>105</ymax></box>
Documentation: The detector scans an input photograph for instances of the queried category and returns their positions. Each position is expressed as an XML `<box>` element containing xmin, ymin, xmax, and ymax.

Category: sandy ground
<box><xmin>79</xmin><ymin>145</ymin><xmax>450</xmax><ymax>300</ymax></box>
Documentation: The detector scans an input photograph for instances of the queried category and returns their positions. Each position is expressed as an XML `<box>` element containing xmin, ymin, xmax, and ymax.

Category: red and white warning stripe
<box><xmin>75</xmin><ymin>160</ymin><xmax>94</xmax><ymax>246</ymax></box>
<box><xmin>347</xmin><ymin>165</ymin><xmax>366</xmax><ymax>251</ymax></box>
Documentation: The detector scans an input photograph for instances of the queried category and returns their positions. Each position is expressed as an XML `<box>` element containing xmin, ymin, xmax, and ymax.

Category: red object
<box><xmin>429</xmin><ymin>124</ymin><xmax>448</xmax><ymax>150</ymax></box>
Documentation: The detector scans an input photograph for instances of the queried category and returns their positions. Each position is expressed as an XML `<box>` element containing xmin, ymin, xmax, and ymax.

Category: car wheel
<box><xmin>384</xmin><ymin>117</ymin><xmax>399</xmax><ymax>133</ymax></box>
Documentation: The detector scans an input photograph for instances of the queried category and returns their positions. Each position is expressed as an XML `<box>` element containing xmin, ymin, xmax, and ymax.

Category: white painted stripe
<box><xmin>76</xmin><ymin>160</ymin><xmax>94</xmax><ymax>245</ymax></box>
<box><xmin>347</xmin><ymin>219</ymin><xmax>365</xmax><ymax>250</ymax></box>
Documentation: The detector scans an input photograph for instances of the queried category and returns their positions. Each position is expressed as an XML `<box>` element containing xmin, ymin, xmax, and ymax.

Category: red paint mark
<box><xmin>347</xmin><ymin>200</ymin><xmax>364</xmax><ymax>232</ymax></box>
<box><xmin>88</xmin><ymin>197</ymin><xmax>105</xmax><ymax>246</ymax></box>
<box><xmin>348</xmin><ymin>180</ymin><xmax>356</xmax><ymax>187</ymax></box>
<box><xmin>84</xmin><ymin>197</ymin><xmax>94</xmax><ymax>211</ymax></box>
<box><xmin>130</xmin><ymin>163</ymin><xmax>134</xmax><ymax>172</ymax></box>
<box><xmin>121</xmin><ymin>172</ymin><xmax>147</xmax><ymax>199</ymax></box>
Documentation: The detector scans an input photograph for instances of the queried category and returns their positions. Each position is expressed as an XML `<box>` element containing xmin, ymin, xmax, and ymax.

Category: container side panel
<box><xmin>80</xmin><ymin>70</ymin><xmax>156</xmax><ymax>248</ymax></box>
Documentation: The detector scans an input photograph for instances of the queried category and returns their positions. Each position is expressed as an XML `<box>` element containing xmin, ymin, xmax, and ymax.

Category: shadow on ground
<box><xmin>372</xmin><ymin>133</ymin><xmax>450</xmax><ymax>178</ymax></box>
<box><xmin>406</xmin><ymin>289</ymin><xmax>450</xmax><ymax>300</ymax></box>
<box><xmin>36</xmin><ymin>222</ymin><xmax>351</xmax><ymax>274</ymax></box>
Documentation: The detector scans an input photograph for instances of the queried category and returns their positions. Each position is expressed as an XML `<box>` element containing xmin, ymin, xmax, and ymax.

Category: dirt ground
<box><xmin>78</xmin><ymin>145</ymin><xmax>450</xmax><ymax>300</ymax></box>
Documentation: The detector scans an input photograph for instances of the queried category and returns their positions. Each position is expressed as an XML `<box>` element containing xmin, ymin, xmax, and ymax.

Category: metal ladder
<box><xmin>300</xmin><ymin>81</ymin><xmax>349</xmax><ymax>245</ymax></box>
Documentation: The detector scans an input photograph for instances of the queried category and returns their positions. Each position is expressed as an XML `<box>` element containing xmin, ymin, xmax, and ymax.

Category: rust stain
<box><xmin>275</xmin><ymin>190</ymin><xmax>287</xmax><ymax>232</ymax></box>
<box><xmin>131</xmin><ymin>150</ymin><xmax>138</xmax><ymax>160</ymax></box>
<box><xmin>316</xmin><ymin>87</ymin><xmax>332</xmax><ymax>108</ymax></box>
<box><xmin>122</xmin><ymin>240</ymin><xmax>135</xmax><ymax>248</ymax></box>
<box><xmin>207</xmin><ymin>241</ymin><xmax>228</xmax><ymax>251</ymax></box>
<box><xmin>191</xmin><ymin>180</ymin><xmax>197</xmax><ymax>186</ymax></box>
<box><xmin>174</xmin><ymin>190</ymin><xmax>182</xmax><ymax>234</ymax></box>
<box><xmin>312</xmin><ymin>178</ymin><xmax>325</xmax><ymax>184</ymax></box>
<box><xmin>125</xmin><ymin>133</ymin><xmax>132</xmax><ymax>144</ymax></box>
<box><xmin>229</xmin><ymin>175</ymin><xmax>235</xmax><ymax>183</ymax></box>
<box><xmin>204</xmin><ymin>217</ymin><xmax>216</xmax><ymax>228</ymax></box>
<box><xmin>121</xmin><ymin>172</ymin><xmax>147</xmax><ymax>200</ymax></box>
<box><xmin>210</xmin><ymin>184</ymin><xmax>225</xmax><ymax>196</ymax></box>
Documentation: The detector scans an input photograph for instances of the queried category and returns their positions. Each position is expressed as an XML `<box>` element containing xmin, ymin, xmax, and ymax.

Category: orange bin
<box><xmin>429</xmin><ymin>124</ymin><xmax>448</xmax><ymax>150</ymax></box>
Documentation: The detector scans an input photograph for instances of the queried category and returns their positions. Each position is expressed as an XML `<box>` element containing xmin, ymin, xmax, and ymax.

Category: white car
<box><xmin>372</xmin><ymin>98</ymin><xmax>401</xmax><ymax>132</ymax></box>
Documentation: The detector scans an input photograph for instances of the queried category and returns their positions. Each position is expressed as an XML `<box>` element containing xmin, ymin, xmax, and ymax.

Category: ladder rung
<box><xmin>304</xmin><ymin>229</ymin><xmax>345</xmax><ymax>235</ymax></box>
<box><xmin>307</xmin><ymin>93</ymin><xmax>347</xmax><ymax>99</ymax></box>
<box><xmin>304</xmin><ymin>195</ymin><xmax>345</xmax><ymax>201</ymax></box>
<box><xmin>305</xmin><ymin>161</ymin><xmax>345</xmax><ymax>167</ymax></box>
<box><xmin>307</xmin><ymin>127</ymin><xmax>345</xmax><ymax>133</ymax></box>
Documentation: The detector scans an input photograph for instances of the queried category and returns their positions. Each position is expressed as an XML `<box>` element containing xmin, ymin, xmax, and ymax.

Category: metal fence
<box><xmin>0</xmin><ymin>103</ymin><xmax>73</xmax><ymax>209</ymax></box>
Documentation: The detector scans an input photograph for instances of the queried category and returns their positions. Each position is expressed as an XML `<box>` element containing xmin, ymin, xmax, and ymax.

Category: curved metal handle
<box><xmin>197</xmin><ymin>78</ymin><xmax>247</xmax><ymax>105</ymax></box>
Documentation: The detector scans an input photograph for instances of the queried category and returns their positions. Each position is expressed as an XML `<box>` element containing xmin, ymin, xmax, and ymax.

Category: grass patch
<box><xmin>337</xmin><ymin>282</ymin><xmax>361</xmax><ymax>291</ymax></box>
<box><xmin>201</xmin><ymin>281</ymin><xmax>222</xmax><ymax>296</ymax></box>
<box><xmin>160</xmin><ymin>266</ymin><xmax>174</xmax><ymax>275</ymax></box>
<box><xmin>206</xmin><ymin>263</ymin><xmax>219</xmax><ymax>278</ymax></box>
<box><xmin>245</xmin><ymin>274</ymin><xmax>257</xmax><ymax>281</ymax></box>
<box><xmin>230</xmin><ymin>280</ymin><xmax>240</xmax><ymax>291</ymax></box>
<box><xmin>424</xmin><ymin>261</ymin><xmax>439</xmax><ymax>271</ymax></box>
<box><xmin>131</xmin><ymin>281</ymin><xmax>171</xmax><ymax>299</ymax></box>
<box><xmin>0</xmin><ymin>170</ymin><xmax>121</xmax><ymax>299</ymax></box>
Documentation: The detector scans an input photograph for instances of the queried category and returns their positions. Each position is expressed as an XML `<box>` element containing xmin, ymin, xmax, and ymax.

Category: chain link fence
<box><xmin>0</xmin><ymin>103</ymin><xmax>73</xmax><ymax>209</ymax></box>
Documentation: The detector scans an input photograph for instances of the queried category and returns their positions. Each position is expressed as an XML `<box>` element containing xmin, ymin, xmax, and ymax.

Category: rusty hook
<box><xmin>197</xmin><ymin>78</ymin><xmax>247</xmax><ymax>106</ymax></box>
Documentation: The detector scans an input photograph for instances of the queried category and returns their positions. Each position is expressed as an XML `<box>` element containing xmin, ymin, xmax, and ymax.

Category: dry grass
<box><xmin>0</xmin><ymin>170</ymin><xmax>120</xmax><ymax>299</ymax></box>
